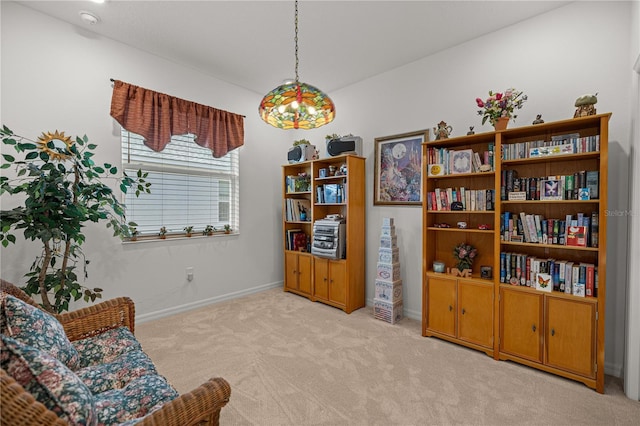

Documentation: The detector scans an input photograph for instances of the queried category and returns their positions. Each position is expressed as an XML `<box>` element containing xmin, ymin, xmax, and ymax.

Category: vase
<box><xmin>493</xmin><ymin>117</ymin><xmax>509</xmax><ymax>131</ymax></box>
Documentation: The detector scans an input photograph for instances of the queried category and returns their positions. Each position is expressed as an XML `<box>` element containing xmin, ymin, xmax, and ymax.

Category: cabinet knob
<box><xmin>323</xmin><ymin>277</ymin><xmax>327</xmax><ymax>281</ymax></box>
<box><xmin>532</xmin><ymin>325</ymin><xmax>536</xmax><ymax>332</ymax></box>
<box><xmin>461</xmin><ymin>308</ymin><xmax>466</xmax><ymax>315</ymax></box>
<box><xmin>293</xmin><ymin>269</ymin><xmax>297</xmax><ymax>274</ymax></box>
<box><xmin>448</xmin><ymin>305</ymin><xmax>453</xmax><ymax>312</ymax></box>
<box><xmin>551</xmin><ymin>328</ymin><xmax>555</xmax><ymax>337</ymax></box>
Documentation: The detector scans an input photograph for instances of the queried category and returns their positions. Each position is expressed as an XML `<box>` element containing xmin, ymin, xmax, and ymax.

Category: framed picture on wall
<box><xmin>374</xmin><ymin>129</ymin><xmax>429</xmax><ymax>206</ymax></box>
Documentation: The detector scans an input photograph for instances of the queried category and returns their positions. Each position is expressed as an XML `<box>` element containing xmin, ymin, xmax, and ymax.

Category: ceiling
<box><xmin>16</xmin><ymin>1</ymin><xmax>571</xmax><ymax>95</ymax></box>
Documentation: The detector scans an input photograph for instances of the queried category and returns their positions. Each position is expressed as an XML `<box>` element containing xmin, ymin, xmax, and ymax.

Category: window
<box><xmin>121</xmin><ymin>129</ymin><xmax>239</xmax><ymax>236</ymax></box>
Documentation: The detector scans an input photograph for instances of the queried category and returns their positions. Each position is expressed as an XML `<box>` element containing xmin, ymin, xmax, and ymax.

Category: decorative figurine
<box><xmin>574</xmin><ymin>93</ymin><xmax>598</xmax><ymax>117</ymax></box>
<box><xmin>467</xmin><ymin>126</ymin><xmax>475</xmax><ymax>135</ymax></box>
<box><xmin>433</xmin><ymin>121</ymin><xmax>453</xmax><ymax>140</ymax></box>
<box><xmin>532</xmin><ymin>114</ymin><xmax>545</xmax><ymax>125</ymax></box>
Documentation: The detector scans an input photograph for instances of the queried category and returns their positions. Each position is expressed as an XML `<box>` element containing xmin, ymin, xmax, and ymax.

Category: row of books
<box><xmin>426</xmin><ymin>188</ymin><xmax>495</xmax><ymax>211</ymax></box>
<box><xmin>285</xmin><ymin>198</ymin><xmax>311</xmax><ymax>222</ymax></box>
<box><xmin>285</xmin><ymin>229</ymin><xmax>309</xmax><ymax>252</ymax></box>
<box><xmin>316</xmin><ymin>183</ymin><xmax>346</xmax><ymax>204</ymax></box>
<box><xmin>285</xmin><ymin>175</ymin><xmax>310</xmax><ymax>193</ymax></box>
<box><xmin>426</xmin><ymin>144</ymin><xmax>495</xmax><ymax>175</ymax></box>
<box><xmin>501</xmin><ymin>133</ymin><xmax>600</xmax><ymax>160</ymax></box>
<box><xmin>500</xmin><ymin>251</ymin><xmax>597</xmax><ymax>297</ymax></box>
<box><xmin>501</xmin><ymin>170</ymin><xmax>599</xmax><ymax>201</ymax></box>
<box><xmin>501</xmin><ymin>211</ymin><xmax>598</xmax><ymax>248</ymax></box>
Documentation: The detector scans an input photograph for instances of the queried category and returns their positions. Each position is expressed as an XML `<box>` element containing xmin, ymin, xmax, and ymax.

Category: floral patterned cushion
<box><xmin>93</xmin><ymin>374</ymin><xmax>179</xmax><ymax>425</ymax></box>
<box><xmin>75</xmin><ymin>349</ymin><xmax>158</xmax><ymax>394</ymax></box>
<box><xmin>1</xmin><ymin>294</ymin><xmax>80</xmax><ymax>369</ymax></box>
<box><xmin>1</xmin><ymin>334</ymin><xmax>97</xmax><ymax>426</ymax></box>
<box><xmin>73</xmin><ymin>327</ymin><xmax>142</xmax><ymax>368</ymax></box>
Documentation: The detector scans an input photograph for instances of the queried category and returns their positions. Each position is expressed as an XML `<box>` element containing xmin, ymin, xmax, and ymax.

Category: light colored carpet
<box><xmin>135</xmin><ymin>288</ymin><xmax>640</xmax><ymax>425</ymax></box>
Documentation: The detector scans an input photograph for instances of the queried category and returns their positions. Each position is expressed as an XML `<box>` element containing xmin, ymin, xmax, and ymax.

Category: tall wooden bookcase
<box><xmin>282</xmin><ymin>154</ymin><xmax>365</xmax><ymax>313</ymax></box>
<box><xmin>422</xmin><ymin>114</ymin><xmax>610</xmax><ymax>392</ymax></box>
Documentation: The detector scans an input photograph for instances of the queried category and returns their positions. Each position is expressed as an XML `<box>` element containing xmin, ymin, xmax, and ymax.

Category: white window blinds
<box><xmin>121</xmin><ymin>129</ymin><xmax>239</xmax><ymax>236</ymax></box>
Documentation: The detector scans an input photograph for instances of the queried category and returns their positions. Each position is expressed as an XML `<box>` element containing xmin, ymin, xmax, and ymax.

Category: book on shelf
<box><xmin>566</xmin><ymin>226</ymin><xmax>588</xmax><ymax>247</ymax></box>
<box><xmin>585</xmin><ymin>170</ymin><xmax>599</xmax><ymax>199</ymax></box>
<box><xmin>286</xmin><ymin>199</ymin><xmax>311</xmax><ymax>222</ymax></box>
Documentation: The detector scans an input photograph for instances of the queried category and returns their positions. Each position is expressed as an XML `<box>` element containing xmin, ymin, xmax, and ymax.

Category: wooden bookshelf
<box><xmin>422</xmin><ymin>113</ymin><xmax>610</xmax><ymax>392</ymax></box>
<box><xmin>282</xmin><ymin>155</ymin><xmax>365</xmax><ymax>313</ymax></box>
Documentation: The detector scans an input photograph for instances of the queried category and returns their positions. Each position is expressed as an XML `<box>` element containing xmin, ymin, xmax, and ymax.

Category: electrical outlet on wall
<box><xmin>186</xmin><ymin>267</ymin><xmax>194</xmax><ymax>282</ymax></box>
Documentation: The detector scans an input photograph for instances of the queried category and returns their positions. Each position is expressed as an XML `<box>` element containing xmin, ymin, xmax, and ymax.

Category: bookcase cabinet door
<box><xmin>545</xmin><ymin>297</ymin><xmax>596</xmax><ymax>378</ymax></box>
<box><xmin>313</xmin><ymin>258</ymin><xmax>347</xmax><ymax>307</ymax></box>
<box><xmin>425</xmin><ymin>276</ymin><xmax>456</xmax><ymax>338</ymax></box>
<box><xmin>458</xmin><ymin>280</ymin><xmax>493</xmax><ymax>348</ymax></box>
<box><xmin>285</xmin><ymin>252</ymin><xmax>312</xmax><ymax>296</ymax></box>
<box><xmin>499</xmin><ymin>288</ymin><xmax>543</xmax><ymax>363</ymax></box>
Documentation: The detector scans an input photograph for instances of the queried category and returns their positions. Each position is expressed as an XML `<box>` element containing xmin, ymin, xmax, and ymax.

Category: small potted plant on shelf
<box><xmin>223</xmin><ymin>224</ymin><xmax>232</xmax><ymax>234</ymax></box>
<box><xmin>203</xmin><ymin>225</ymin><xmax>215</xmax><ymax>236</ymax></box>
<box><xmin>158</xmin><ymin>226</ymin><xmax>167</xmax><ymax>239</ymax></box>
<box><xmin>129</xmin><ymin>226</ymin><xmax>139</xmax><ymax>241</ymax></box>
<box><xmin>183</xmin><ymin>226</ymin><xmax>194</xmax><ymax>237</ymax></box>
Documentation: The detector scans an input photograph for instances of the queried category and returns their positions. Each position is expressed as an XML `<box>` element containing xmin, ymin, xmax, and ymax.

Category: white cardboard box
<box><xmin>379</xmin><ymin>235</ymin><xmax>398</xmax><ymax>249</ymax></box>
<box><xmin>382</xmin><ymin>217</ymin><xmax>394</xmax><ymax>227</ymax></box>
<box><xmin>374</xmin><ymin>279</ymin><xmax>402</xmax><ymax>302</ymax></box>
<box><xmin>380</xmin><ymin>225</ymin><xmax>396</xmax><ymax>237</ymax></box>
<box><xmin>378</xmin><ymin>247</ymin><xmax>400</xmax><ymax>264</ymax></box>
<box><xmin>373</xmin><ymin>299</ymin><xmax>403</xmax><ymax>324</ymax></box>
<box><xmin>376</xmin><ymin>262</ymin><xmax>401</xmax><ymax>282</ymax></box>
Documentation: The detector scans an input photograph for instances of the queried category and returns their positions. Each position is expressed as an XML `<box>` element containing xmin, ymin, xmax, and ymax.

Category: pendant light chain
<box><xmin>294</xmin><ymin>0</ymin><xmax>299</xmax><ymax>83</ymax></box>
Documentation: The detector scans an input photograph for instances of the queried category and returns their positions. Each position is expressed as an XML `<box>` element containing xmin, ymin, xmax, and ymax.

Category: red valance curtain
<box><xmin>110</xmin><ymin>80</ymin><xmax>244</xmax><ymax>158</ymax></box>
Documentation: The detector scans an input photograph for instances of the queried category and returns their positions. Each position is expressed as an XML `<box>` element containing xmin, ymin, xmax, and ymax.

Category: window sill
<box><xmin>122</xmin><ymin>232</ymin><xmax>237</xmax><ymax>244</ymax></box>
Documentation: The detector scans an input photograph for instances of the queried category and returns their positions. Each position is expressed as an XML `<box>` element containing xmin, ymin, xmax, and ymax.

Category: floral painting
<box><xmin>374</xmin><ymin>130</ymin><xmax>428</xmax><ymax>205</ymax></box>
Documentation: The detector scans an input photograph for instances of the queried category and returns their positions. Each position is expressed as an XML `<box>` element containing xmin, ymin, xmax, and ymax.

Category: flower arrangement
<box><xmin>453</xmin><ymin>242</ymin><xmax>478</xmax><ymax>271</ymax></box>
<box><xmin>476</xmin><ymin>88</ymin><xmax>528</xmax><ymax>126</ymax></box>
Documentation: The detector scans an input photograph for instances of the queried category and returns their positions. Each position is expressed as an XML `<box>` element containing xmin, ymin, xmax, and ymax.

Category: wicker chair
<box><xmin>0</xmin><ymin>279</ymin><xmax>231</xmax><ymax>426</ymax></box>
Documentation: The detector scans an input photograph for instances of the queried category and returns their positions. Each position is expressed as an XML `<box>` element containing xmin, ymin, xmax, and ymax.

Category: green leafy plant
<box><xmin>129</xmin><ymin>226</ymin><xmax>139</xmax><ymax>241</ymax></box>
<box><xmin>158</xmin><ymin>226</ymin><xmax>167</xmax><ymax>238</ymax></box>
<box><xmin>223</xmin><ymin>224</ymin><xmax>232</xmax><ymax>233</ymax></box>
<box><xmin>184</xmin><ymin>226</ymin><xmax>194</xmax><ymax>236</ymax></box>
<box><xmin>203</xmin><ymin>225</ymin><xmax>215</xmax><ymax>236</ymax></box>
<box><xmin>292</xmin><ymin>138</ymin><xmax>310</xmax><ymax>146</ymax></box>
<box><xmin>0</xmin><ymin>126</ymin><xmax>150</xmax><ymax>313</ymax></box>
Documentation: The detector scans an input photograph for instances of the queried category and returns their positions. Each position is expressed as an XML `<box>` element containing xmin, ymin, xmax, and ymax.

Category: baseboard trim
<box><xmin>136</xmin><ymin>281</ymin><xmax>283</xmax><ymax>324</ymax></box>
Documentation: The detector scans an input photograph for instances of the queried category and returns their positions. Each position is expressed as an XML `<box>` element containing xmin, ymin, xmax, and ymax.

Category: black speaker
<box><xmin>287</xmin><ymin>144</ymin><xmax>316</xmax><ymax>163</ymax></box>
<box><xmin>326</xmin><ymin>136</ymin><xmax>362</xmax><ymax>157</ymax></box>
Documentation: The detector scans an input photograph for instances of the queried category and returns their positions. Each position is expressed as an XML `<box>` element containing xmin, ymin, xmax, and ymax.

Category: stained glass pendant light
<box><xmin>259</xmin><ymin>0</ymin><xmax>335</xmax><ymax>130</ymax></box>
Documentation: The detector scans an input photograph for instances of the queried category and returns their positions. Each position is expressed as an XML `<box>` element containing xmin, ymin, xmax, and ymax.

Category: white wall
<box><xmin>325</xmin><ymin>1</ymin><xmax>633</xmax><ymax>378</ymax></box>
<box><xmin>1</xmin><ymin>1</ymin><xmax>636</xmax><ymax>384</ymax></box>
<box><xmin>0</xmin><ymin>2</ymin><xmax>289</xmax><ymax>320</ymax></box>
<box><xmin>625</xmin><ymin>0</ymin><xmax>640</xmax><ymax>401</ymax></box>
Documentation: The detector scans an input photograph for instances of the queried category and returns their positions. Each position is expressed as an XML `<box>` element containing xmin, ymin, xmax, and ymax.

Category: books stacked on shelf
<box><xmin>500</xmin><ymin>251</ymin><xmax>597</xmax><ymax>297</ymax></box>
<box><xmin>501</xmin><ymin>211</ymin><xmax>598</xmax><ymax>247</ymax></box>
<box><xmin>373</xmin><ymin>217</ymin><xmax>403</xmax><ymax>324</ymax></box>
<box><xmin>285</xmin><ymin>198</ymin><xmax>311</xmax><ymax>222</ymax></box>
<box><xmin>501</xmin><ymin>133</ymin><xmax>600</xmax><ymax>160</ymax></box>
<box><xmin>501</xmin><ymin>170</ymin><xmax>599</xmax><ymax>201</ymax></box>
<box><xmin>316</xmin><ymin>183</ymin><xmax>346</xmax><ymax>204</ymax></box>
<box><xmin>286</xmin><ymin>229</ymin><xmax>309</xmax><ymax>252</ymax></box>
<box><xmin>426</xmin><ymin>187</ymin><xmax>495</xmax><ymax>211</ymax></box>
<box><xmin>426</xmin><ymin>143</ymin><xmax>495</xmax><ymax>176</ymax></box>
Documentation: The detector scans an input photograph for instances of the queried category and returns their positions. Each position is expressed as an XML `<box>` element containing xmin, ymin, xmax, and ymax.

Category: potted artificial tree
<box><xmin>0</xmin><ymin>126</ymin><xmax>150</xmax><ymax>313</ymax></box>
